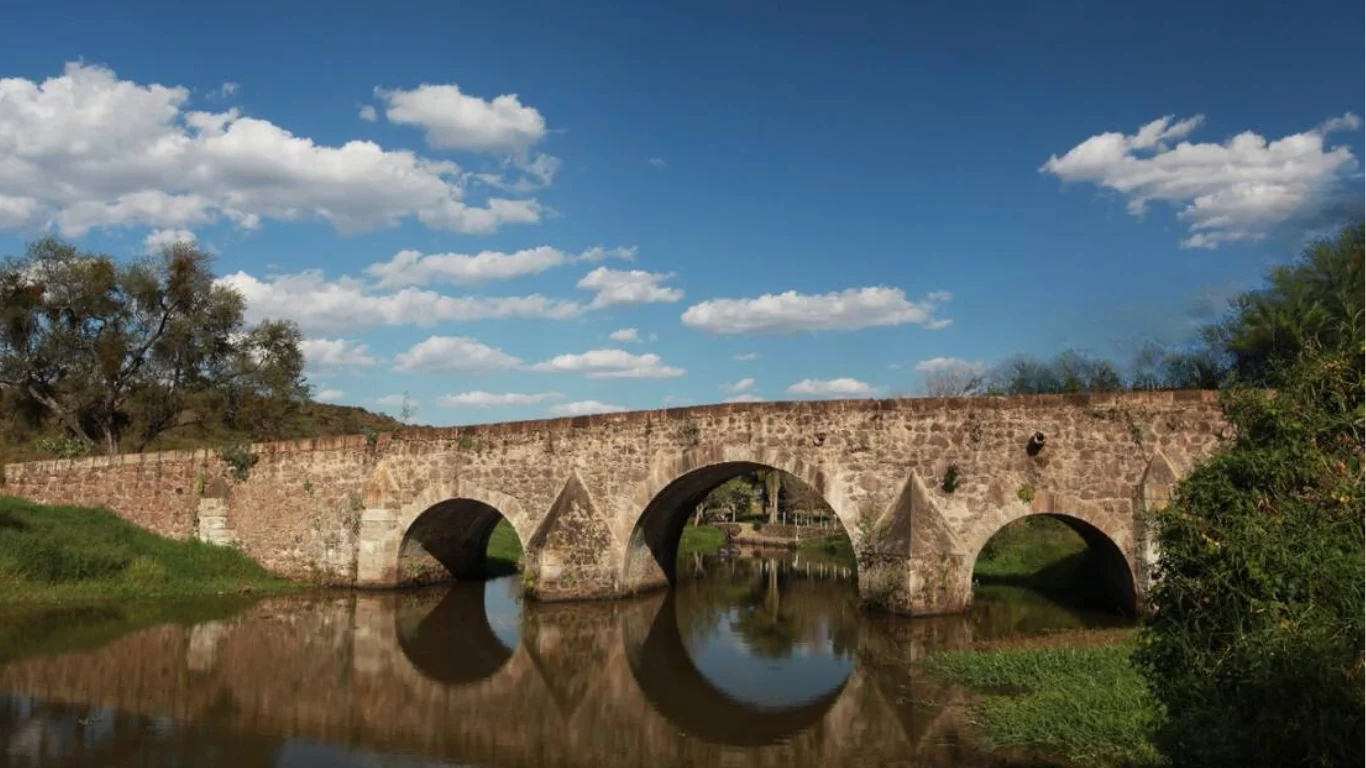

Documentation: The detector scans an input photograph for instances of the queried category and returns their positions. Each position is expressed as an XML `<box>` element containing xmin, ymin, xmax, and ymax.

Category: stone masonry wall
<box><xmin>0</xmin><ymin>391</ymin><xmax>1229</xmax><ymax>613</ymax></box>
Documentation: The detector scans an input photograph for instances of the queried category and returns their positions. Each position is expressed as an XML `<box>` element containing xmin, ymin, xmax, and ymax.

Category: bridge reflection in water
<box><xmin>0</xmin><ymin>556</ymin><xmax>1121</xmax><ymax>767</ymax></box>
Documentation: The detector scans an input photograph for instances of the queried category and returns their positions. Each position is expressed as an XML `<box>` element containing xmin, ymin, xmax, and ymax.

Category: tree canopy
<box><xmin>1213</xmin><ymin>223</ymin><xmax>1364</xmax><ymax>385</ymax></box>
<box><xmin>0</xmin><ymin>237</ymin><xmax>309</xmax><ymax>455</ymax></box>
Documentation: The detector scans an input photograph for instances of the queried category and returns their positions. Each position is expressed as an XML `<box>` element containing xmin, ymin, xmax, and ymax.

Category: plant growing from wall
<box><xmin>941</xmin><ymin>464</ymin><xmax>961</xmax><ymax>493</ymax></box>
<box><xmin>966</xmin><ymin>413</ymin><xmax>984</xmax><ymax>444</ymax></box>
<box><xmin>1016</xmin><ymin>485</ymin><xmax>1036</xmax><ymax>504</ymax></box>
<box><xmin>217</xmin><ymin>442</ymin><xmax>256</xmax><ymax>481</ymax></box>
<box><xmin>678</xmin><ymin>419</ymin><xmax>701</xmax><ymax>446</ymax></box>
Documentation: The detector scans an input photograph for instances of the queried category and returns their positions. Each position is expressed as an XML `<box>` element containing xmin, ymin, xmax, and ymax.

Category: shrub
<box><xmin>941</xmin><ymin>464</ymin><xmax>961</xmax><ymax>493</ymax></box>
<box><xmin>217</xmin><ymin>441</ymin><xmax>257</xmax><ymax>481</ymax></box>
<box><xmin>33</xmin><ymin>433</ymin><xmax>91</xmax><ymax>459</ymax></box>
<box><xmin>1137</xmin><ymin>344</ymin><xmax>1364</xmax><ymax>767</ymax></box>
<box><xmin>750</xmin><ymin>521</ymin><xmax>764</xmax><ymax>531</ymax></box>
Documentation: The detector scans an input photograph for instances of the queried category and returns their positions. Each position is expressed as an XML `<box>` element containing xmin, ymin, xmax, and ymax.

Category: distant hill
<box><xmin>0</xmin><ymin>397</ymin><xmax>407</xmax><ymax>464</ymax></box>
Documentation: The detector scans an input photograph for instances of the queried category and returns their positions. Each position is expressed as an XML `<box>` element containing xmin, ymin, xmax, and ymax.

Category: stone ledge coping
<box><xmin>2</xmin><ymin>390</ymin><xmax>1219</xmax><ymax>474</ymax></box>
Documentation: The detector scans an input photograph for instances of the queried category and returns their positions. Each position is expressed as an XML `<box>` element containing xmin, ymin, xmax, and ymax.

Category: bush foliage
<box><xmin>1137</xmin><ymin>224</ymin><xmax>1365</xmax><ymax>767</ymax></box>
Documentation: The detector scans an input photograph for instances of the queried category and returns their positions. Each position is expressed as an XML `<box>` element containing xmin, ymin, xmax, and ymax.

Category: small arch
<box><xmin>969</xmin><ymin>512</ymin><xmax>1137</xmax><ymax>615</ymax></box>
<box><xmin>621</xmin><ymin>447</ymin><xmax>854</xmax><ymax>595</ymax></box>
<box><xmin>397</xmin><ymin>498</ymin><xmax>525</xmax><ymax>585</ymax></box>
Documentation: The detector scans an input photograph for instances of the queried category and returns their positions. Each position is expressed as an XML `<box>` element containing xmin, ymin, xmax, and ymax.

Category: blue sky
<box><xmin>1</xmin><ymin>0</ymin><xmax>1361</xmax><ymax>424</ymax></box>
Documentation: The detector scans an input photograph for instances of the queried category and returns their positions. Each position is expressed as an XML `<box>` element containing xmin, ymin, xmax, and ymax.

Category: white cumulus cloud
<box><xmin>683</xmin><ymin>287</ymin><xmax>951</xmax><ymax>334</ymax></box>
<box><xmin>786</xmin><ymin>378</ymin><xmax>878</xmax><ymax>398</ymax></box>
<box><xmin>733</xmin><ymin>352</ymin><xmax>760</xmax><ymax>361</ymax></box>
<box><xmin>394</xmin><ymin>336</ymin><xmax>523</xmax><ymax>373</ymax></box>
<box><xmin>217</xmin><ymin>269</ymin><xmax>582</xmax><ymax>336</ymax></box>
<box><xmin>375</xmin><ymin>394</ymin><xmax>413</xmax><ymax>407</ymax></box>
<box><xmin>549</xmin><ymin>400</ymin><xmax>627</xmax><ymax>417</ymax></box>
<box><xmin>366</xmin><ymin>245</ymin><xmax>633</xmax><ymax>288</ymax></box>
<box><xmin>314</xmin><ymin>388</ymin><xmax>346</xmax><ymax>403</ymax></box>
<box><xmin>1041</xmin><ymin>113</ymin><xmax>1362</xmax><ymax>248</ymax></box>
<box><xmin>143</xmin><ymin>228</ymin><xmax>196</xmax><ymax>253</ymax></box>
<box><xmin>376</xmin><ymin>82</ymin><xmax>547</xmax><ymax>154</ymax></box>
<box><xmin>577</xmin><ymin>267</ymin><xmax>683</xmax><ymax>309</ymax></box>
<box><xmin>609</xmin><ymin>327</ymin><xmax>641</xmax><ymax>343</ymax></box>
<box><xmin>437</xmin><ymin>391</ymin><xmax>563</xmax><ymax>408</ymax></box>
<box><xmin>300</xmin><ymin>338</ymin><xmax>378</xmax><ymax>371</ymax></box>
<box><xmin>358</xmin><ymin>105</ymin><xmax>377</xmax><ymax>122</ymax></box>
<box><xmin>0</xmin><ymin>62</ymin><xmax>544</xmax><ymax>237</ymax></box>
<box><xmin>914</xmin><ymin>356</ymin><xmax>986</xmax><ymax>374</ymax></box>
<box><xmin>720</xmin><ymin>377</ymin><xmax>756</xmax><ymax>393</ymax></box>
<box><xmin>531</xmin><ymin>349</ymin><xmax>684</xmax><ymax>378</ymax></box>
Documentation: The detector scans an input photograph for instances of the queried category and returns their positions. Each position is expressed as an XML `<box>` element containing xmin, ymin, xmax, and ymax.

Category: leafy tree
<box><xmin>1138</xmin><ymin>223</ymin><xmax>1365</xmax><ymax>767</ymax></box>
<box><xmin>0</xmin><ymin>238</ymin><xmax>308</xmax><ymax>454</ymax></box>
<box><xmin>1215</xmin><ymin>224</ymin><xmax>1364</xmax><ymax>385</ymax></box>
<box><xmin>709</xmin><ymin>477</ymin><xmax>756</xmax><ymax>521</ymax></box>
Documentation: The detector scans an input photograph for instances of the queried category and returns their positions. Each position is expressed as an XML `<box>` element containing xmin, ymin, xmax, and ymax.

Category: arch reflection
<box><xmin>394</xmin><ymin>580</ymin><xmax>517</xmax><ymax>686</ymax></box>
<box><xmin>626</xmin><ymin>558</ymin><xmax>855</xmax><ymax>747</ymax></box>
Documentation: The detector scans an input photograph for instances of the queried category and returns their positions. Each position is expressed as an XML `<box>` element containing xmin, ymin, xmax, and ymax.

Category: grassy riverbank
<box><xmin>796</xmin><ymin>533</ymin><xmax>856</xmax><ymax>568</ymax></box>
<box><xmin>973</xmin><ymin>516</ymin><xmax>1087</xmax><ymax>588</ymax></box>
<box><xmin>924</xmin><ymin>636</ymin><xmax>1159</xmax><ymax>768</ymax></box>
<box><xmin>486</xmin><ymin>518</ymin><xmax>524</xmax><ymax>575</ymax></box>
<box><xmin>0</xmin><ymin>496</ymin><xmax>297</xmax><ymax>603</ymax></box>
<box><xmin>678</xmin><ymin>523</ymin><xmax>727</xmax><ymax>556</ymax></box>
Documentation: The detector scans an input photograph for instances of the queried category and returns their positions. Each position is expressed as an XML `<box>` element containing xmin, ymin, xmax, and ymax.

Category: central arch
<box><xmin>620</xmin><ymin>445</ymin><xmax>854</xmax><ymax>596</ymax></box>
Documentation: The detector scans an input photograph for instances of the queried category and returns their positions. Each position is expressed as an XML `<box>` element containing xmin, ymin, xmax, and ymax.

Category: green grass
<box><xmin>974</xmin><ymin>517</ymin><xmax>1088</xmax><ymax>582</ymax></box>
<box><xmin>0</xmin><ymin>496</ymin><xmax>298</xmax><ymax>603</ymax></box>
<box><xmin>924</xmin><ymin>641</ymin><xmax>1161</xmax><ymax>768</ymax></box>
<box><xmin>485</xmin><ymin>518</ymin><xmax>523</xmax><ymax>575</ymax></box>
<box><xmin>677</xmin><ymin>524</ymin><xmax>727</xmax><ymax>557</ymax></box>
<box><xmin>796</xmin><ymin>533</ymin><xmax>856</xmax><ymax>568</ymax></box>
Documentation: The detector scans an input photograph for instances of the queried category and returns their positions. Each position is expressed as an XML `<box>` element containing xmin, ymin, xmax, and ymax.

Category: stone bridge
<box><xmin>1</xmin><ymin>391</ymin><xmax>1227</xmax><ymax>614</ymax></box>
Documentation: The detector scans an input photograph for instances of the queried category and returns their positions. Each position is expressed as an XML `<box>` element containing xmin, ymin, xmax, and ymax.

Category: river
<box><xmin>0</xmin><ymin>553</ymin><xmax>1128</xmax><ymax>767</ymax></box>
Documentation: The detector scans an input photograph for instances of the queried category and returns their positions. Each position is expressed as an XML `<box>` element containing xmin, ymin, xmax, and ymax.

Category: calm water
<box><xmin>0</xmin><ymin>554</ymin><xmax>1127</xmax><ymax>767</ymax></box>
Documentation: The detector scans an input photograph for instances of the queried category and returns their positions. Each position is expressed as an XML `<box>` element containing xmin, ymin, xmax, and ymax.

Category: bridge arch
<box><xmin>392</xmin><ymin>484</ymin><xmax>532</xmax><ymax>585</ymax></box>
<box><xmin>962</xmin><ymin>493</ymin><xmax>1137</xmax><ymax>614</ymax></box>
<box><xmin>621</xmin><ymin>444</ymin><xmax>855</xmax><ymax>594</ymax></box>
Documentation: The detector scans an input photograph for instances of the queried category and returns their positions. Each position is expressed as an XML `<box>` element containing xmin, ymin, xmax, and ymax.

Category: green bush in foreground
<box><xmin>925</xmin><ymin>642</ymin><xmax>1159</xmax><ymax>768</ymax></box>
<box><xmin>0</xmin><ymin>496</ymin><xmax>295</xmax><ymax>602</ymax></box>
<box><xmin>1137</xmin><ymin>344</ymin><xmax>1364</xmax><ymax>767</ymax></box>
